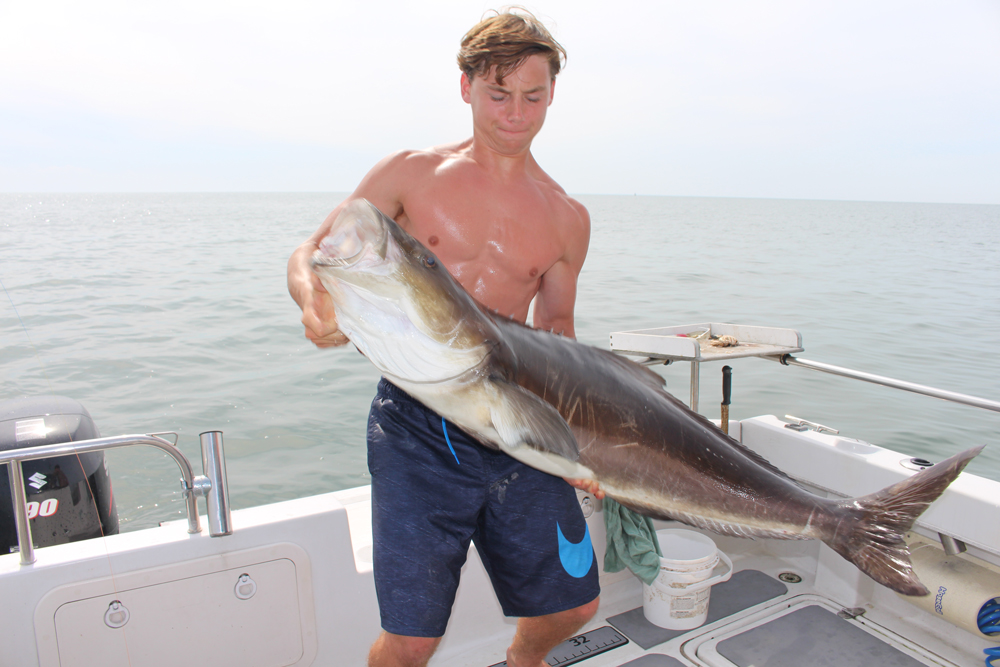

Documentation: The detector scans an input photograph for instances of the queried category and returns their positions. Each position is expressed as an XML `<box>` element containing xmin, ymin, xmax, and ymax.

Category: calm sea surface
<box><xmin>2</xmin><ymin>193</ymin><xmax>998</xmax><ymax>531</ymax></box>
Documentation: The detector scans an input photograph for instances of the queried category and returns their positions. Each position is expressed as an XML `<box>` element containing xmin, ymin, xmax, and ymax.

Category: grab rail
<box><xmin>771</xmin><ymin>355</ymin><xmax>1000</xmax><ymax>413</ymax></box>
<box><xmin>1</xmin><ymin>432</ymin><xmax>232</xmax><ymax>566</ymax></box>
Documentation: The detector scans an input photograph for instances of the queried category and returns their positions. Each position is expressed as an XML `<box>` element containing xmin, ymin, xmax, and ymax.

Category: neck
<box><xmin>466</xmin><ymin>135</ymin><xmax>536</xmax><ymax>180</ymax></box>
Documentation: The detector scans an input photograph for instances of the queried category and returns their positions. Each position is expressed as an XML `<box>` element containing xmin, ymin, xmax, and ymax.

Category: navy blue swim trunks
<box><xmin>368</xmin><ymin>378</ymin><xmax>600</xmax><ymax>638</ymax></box>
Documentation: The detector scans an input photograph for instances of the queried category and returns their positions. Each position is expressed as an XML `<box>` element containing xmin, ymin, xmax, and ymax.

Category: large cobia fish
<box><xmin>311</xmin><ymin>199</ymin><xmax>982</xmax><ymax>596</ymax></box>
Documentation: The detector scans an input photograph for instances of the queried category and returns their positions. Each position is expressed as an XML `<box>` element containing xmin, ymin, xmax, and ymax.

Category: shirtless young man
<box><xmin>288</xmin><ymin>11</ymin><xmax>601</xmax><ymax>667</ymax></box>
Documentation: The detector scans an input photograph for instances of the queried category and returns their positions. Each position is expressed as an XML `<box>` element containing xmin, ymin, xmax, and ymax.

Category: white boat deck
<box><xmin>3</xmin><ymin>415</ymin><xmax>997</xmax><ymax>667</ymax></box>
<box><xmin>437</xmin><ymin>537</ymin><xmax>986</xmax><ymax>667</ymax></box>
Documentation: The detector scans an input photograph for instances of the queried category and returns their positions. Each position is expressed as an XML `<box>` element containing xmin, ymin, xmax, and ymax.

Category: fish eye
<box><xmin>423</xmin><ymin>254</ymin><xmax>437</xmax><ymax>268</ymax></box>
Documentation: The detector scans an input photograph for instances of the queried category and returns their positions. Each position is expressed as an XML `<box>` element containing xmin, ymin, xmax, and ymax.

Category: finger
<box><xmin>301</xmin><ymin>293</ymin><xmax>341</xmax><ymax>338</ymax></box>
<box><xmin>305</xmin><ymin>327</ymin><xmax>350</xmax><ymax>348</ymax></box>
<box><xmin>573</xmin><ymin>479</ymin><xmax>605</xmax><ymax>500</ymax></box>
<box><xmin>302</xmin><ymin>311</ymin><xmax>337</xmax><ymax>337</ymax></box>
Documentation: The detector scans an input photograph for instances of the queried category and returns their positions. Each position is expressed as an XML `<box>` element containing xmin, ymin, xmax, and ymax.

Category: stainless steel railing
<box><xmin>771</xmin><ymin>354</ymin><xmax>1000</xmax><ymax>413</ymax></box>
<box><xmin>2</xmin><ymin>431</ymin><xmax>232</xmax><ymax>566</ymax></box>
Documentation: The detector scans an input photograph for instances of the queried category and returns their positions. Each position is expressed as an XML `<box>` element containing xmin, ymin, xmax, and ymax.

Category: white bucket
<box><xmin>642</xmin><ymin>529</ymin><xmax>733</xmax><ymax>630</ymax></box>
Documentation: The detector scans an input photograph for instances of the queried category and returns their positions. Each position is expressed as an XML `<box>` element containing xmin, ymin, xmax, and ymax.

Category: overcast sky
<box><xmin>1</xmin><ymin>1</ymin><xmax>997</xmax><ymax>203</ymax></box>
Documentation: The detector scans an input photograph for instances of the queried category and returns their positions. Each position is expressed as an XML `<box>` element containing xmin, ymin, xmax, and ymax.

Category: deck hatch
<box><xmin>716</xmin><ymin>604</ymin><xmax>926</xmax><ymax>666</ymax></box>
<box><xmin>34</xmin><ymin>543</ymin><xmax>317</xmax><ymax>667</ymax></box>
<box><xmin>51</xmin><ymin>559</ymin><xmax>301</xmax><ymax>666</ymax></box>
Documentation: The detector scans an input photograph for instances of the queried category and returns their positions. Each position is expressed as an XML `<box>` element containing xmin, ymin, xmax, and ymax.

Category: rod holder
<box><xmin>7</xmin><ymin>460</ymin><xmax>35</xmax><ymax>565</ymax></box>
<box><xmin>690</xmin><ymin>360</ymin><xmax>701</xmax><ymax>412</ymax></box>
<box><xmin>200</xmin><ymin>431</ymin><xmax>232</xmax><ymax>537</ymax></box>
<box><xmin>939</xmin><ymin>532</ymin><xmax>967</xmax><ymax>556</ymax></box>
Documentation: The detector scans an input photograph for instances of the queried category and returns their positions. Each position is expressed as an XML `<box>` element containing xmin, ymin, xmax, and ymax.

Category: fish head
<box><xmin>311</xmin><ymin>199</ymin><xmax>498</xmax><ymax>384</ymax></box>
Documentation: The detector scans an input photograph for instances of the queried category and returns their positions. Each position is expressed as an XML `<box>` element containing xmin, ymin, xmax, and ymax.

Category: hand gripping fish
<box><xmin>310</xmin><ymin>199</ymin><xmax>982</xmax><ymax>596</ymax></box>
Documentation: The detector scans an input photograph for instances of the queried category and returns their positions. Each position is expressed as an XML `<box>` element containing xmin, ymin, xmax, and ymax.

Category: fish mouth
<box><xmin>312</xmin><ymin>200</ymin><xmax>388</xmax><ymax>270</ymax></box>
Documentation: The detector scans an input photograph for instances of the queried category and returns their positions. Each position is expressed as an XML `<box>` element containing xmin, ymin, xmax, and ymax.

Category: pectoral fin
<box><xmin>486</xmin><ymin>382</ymin><xmax>593</xmax><ymax>479</ymax></box>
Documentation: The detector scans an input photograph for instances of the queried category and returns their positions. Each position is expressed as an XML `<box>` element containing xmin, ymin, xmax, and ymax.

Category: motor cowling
<box><xmin>0</xmin><ymin>396</ymin><xmax>119</xmax><ymax>554</ymax></box>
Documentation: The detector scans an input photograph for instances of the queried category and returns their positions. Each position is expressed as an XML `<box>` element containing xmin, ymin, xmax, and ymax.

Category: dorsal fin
<box><xmin>589</xmin><ymin>343</ymin><xmax>668</xmax><ymax>393</ymax></box>
<box><xmin>487</xmin><ymin>310</ymin><xmax>667</xmax><ymax>392</ymax></box>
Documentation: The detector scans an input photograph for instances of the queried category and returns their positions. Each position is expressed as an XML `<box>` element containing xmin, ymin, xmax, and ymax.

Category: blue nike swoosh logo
<box><xmin>557</xmin><ymin>522</ymin><xmax>594</xmax><ymax>578</ymax></box>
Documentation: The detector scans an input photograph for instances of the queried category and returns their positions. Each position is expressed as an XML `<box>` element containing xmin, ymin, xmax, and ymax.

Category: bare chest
<box><xmin>396</xmin><ymin>182</ymin><xmax>569</xmax><ymax>316</ymax></box>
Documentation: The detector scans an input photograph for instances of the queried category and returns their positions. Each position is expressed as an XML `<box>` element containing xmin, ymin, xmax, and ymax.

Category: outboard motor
<box><xmin>0</xmin><ymin>396</ymin><xmax>118</xmax><ymax>554</ymax></box>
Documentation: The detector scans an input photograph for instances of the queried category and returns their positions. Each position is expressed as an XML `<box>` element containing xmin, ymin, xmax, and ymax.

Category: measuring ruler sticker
<box><xmin>487</xmin><ymin>625</ymin><xmax>629</xmax><ymax>667</ymax></box>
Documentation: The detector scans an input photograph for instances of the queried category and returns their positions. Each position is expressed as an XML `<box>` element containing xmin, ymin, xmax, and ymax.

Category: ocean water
<box><xmin>2</xmin><ymin>193</ymin><xmax>998</xmax><ymax>532</ymax></box>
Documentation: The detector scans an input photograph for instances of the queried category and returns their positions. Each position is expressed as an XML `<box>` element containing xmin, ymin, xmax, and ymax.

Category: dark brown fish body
<box><xmin>494</xmin><ymin>318</ymin><xmax>828</xmax><ymax>534</ymax></box>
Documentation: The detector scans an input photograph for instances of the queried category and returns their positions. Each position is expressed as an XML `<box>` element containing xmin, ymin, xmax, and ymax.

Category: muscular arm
<box><xmin>531</xmin><ymin>201</ymin><xmax>591</xmax><ymax>339</ymax></box>
<box><xmin>288</xmin><ymin>233</ymin><xmax>349</xmax><ymax>348</ymax></box>
<box><xmin>529</xmin><ymin>201</ymin><xmax>601</xmax><ymax>497</ymax></box>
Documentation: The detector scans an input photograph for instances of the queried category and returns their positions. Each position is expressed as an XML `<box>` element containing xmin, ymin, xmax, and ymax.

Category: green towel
<box><xmin>602</xmin><ymin>497</ymin><xmax>662</xmax><ymax>585</ymax></box>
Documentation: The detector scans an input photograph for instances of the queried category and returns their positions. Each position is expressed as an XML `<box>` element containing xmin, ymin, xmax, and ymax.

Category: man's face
<box><xmin>461</xmin><ymin>53</ymin><xmax>555</xmax><ymax>156</ymax></box>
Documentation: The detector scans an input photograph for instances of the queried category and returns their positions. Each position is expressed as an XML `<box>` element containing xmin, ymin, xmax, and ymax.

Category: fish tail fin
<box><xmin>824</xmin><ymin>445</ymin><xmax>982</xmax><ymax>596</ymax></box>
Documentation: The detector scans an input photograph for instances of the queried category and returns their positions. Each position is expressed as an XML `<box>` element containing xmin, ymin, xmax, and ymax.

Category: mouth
<box><xmin>311</xmin><ymin>200</ymin><xmax>388</xmax><ymax>269</ymax></box>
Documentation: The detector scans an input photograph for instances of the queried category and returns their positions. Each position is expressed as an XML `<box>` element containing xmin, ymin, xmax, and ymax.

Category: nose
<box><xmin>508</xmin><ymin>97</ymin><xmax>524</xmax><ymax>123</ymax></box>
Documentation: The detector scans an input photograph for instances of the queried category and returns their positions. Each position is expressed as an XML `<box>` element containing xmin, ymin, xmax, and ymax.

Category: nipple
<box><xmin>428</xmin><ymin>235</ymin><xmax>439</xmax><ymax>246</ymax></box>
<box><xmin>529</xmin><ymin>267</ymin><xmax>539</xmax><ymax>277</ymax></box>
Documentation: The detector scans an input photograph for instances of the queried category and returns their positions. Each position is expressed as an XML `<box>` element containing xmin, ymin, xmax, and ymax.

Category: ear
<box><xmin>548</xmin><ymin>78</ymin><xmax>556</xmax><ymax>106</ymax></box>
<box><xmin>461</xmin><ymin>73</ymin><xmax>472</xmax><ymax>104</ymax></box>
